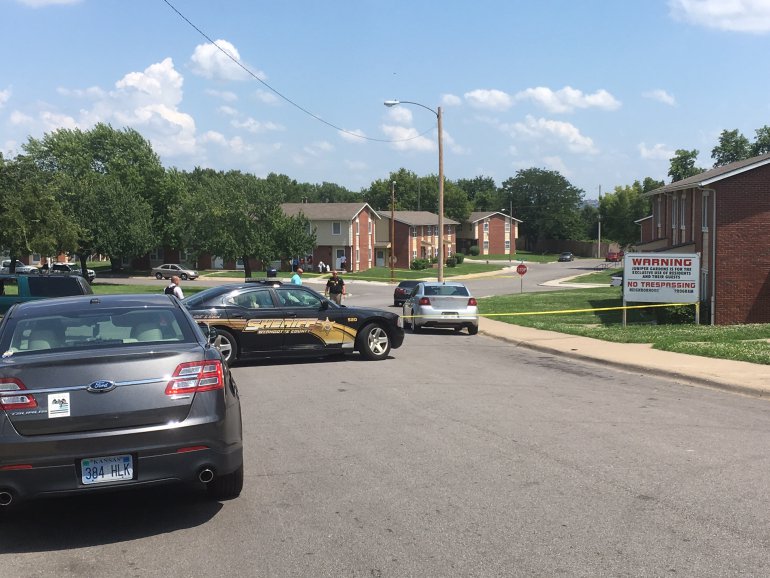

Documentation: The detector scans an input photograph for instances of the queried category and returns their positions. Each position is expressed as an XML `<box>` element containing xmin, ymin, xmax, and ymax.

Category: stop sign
<box><xmin>516</xmin><ymin>263</ymin><xmax>528</xmax><ymax>275</ymax></box>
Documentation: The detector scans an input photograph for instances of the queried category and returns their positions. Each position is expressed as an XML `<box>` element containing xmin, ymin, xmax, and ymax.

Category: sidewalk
<box><xmin>479</xmin><ymin>317</ymin><xmax>770</xmax><ymax>397</ymax></box>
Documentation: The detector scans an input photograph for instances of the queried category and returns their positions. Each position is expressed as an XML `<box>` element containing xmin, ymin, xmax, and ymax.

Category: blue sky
<box><xmin>2</xmin><ymin>0</ymin><xmax>770</xmax><ymax>199</ymax></box>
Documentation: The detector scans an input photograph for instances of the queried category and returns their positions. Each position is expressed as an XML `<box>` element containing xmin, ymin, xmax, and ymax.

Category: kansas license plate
<box><xmin>81</xmin><ymin>454</ymin><xmax>134</xmax><ymax>485</ymax></box>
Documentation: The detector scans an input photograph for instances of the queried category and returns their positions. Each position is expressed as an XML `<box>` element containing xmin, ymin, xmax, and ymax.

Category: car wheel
<box><xmin>155</xmin><ymin>272</ymin><xmax>163</xmax><ymax>279</ymax></box>
<box><xmin>180</xmin><ymin>273</ymin><xmax>188</xmax><ymax>280</ymax></box>
<box><xmin>357</xmin><ymin>323</ymin><xmax>391</xmax><ymax>360</ymax></box>
<box><xmin>410</xmin><ymin>310</ymin><xmax>421</xmax><ymax>333</ymax></box>
<box><xmin>207</xmin><ymin>464</ymin><xmax>244</xmax><ymax>500</ymax></box>
<box><xmin>215</xmin><ymin>329</ymin><xmax>238</xmax><ymax>363</ymax></box>
<box><xmin>468</xmin><ymin>324</ymin><xmax>479</xmax><ymax>335</ymax></box>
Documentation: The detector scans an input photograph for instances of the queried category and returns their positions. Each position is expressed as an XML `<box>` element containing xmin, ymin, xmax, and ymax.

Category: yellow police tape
<box><xmin>402</xmin><ymin>302</ymin><xmax>692</xmax><ymax>319</ymax></box>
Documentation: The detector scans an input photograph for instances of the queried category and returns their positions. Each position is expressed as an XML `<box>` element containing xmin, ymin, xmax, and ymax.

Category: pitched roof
<box><xmin>281</xmin><ymin>203</ymin><xmax>380</xmax><ymax>220</ymax></box>
<box><xmin>646</xmin><ymin>152</ymin><xmax>770</xmax><ymax>196</ymax></box>
<box><xmin>380</xmin><ymin>210</ymin><xmax>459</xmax><ymax>226</ymax></box>
<box><xmin>467</xmin><ymin>211</ymin><xmax>522</xmax><ymax>223</ymax></box>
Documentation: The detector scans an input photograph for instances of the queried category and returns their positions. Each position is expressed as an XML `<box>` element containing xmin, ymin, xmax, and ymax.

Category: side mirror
<box><xmin>198</xmin><ymin>322</ymin><xmax>218</xmax><ymax>341</ymax></box>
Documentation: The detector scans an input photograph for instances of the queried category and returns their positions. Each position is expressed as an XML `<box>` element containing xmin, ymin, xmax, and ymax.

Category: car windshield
<box><xmin>182</xmin><ymin>285</ymin><xmax>235</xmax><ymax>307</ymax></box>
<box><xmin>1</xmin><ymin>307</ymin><xmax>195</xmax><ymax>356</ymax></box>
<box><xmin>423</xmin><ymin>285</ymin><xmax>470</xmax><ymax>297</ymax></box>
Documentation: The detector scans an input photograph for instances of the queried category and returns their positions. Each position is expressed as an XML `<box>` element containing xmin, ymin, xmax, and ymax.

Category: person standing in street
<box><xmin>291</xmin><ymin>267</ymin><xmax>303</xmax><ymax>285</ymax></box>
<box><xmin>325</xmin><ymin>270</ymin><xmax>345</xmax><ymax>304</ymax></box>
<box><xmin>164</xmin><ymin>275</ymin><xmax>184</xmax><ymax>299</ymax></box>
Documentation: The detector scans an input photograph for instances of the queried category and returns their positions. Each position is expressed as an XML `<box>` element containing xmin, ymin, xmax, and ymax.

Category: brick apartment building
<box><xmin>638</xmin><ymin>152</ymin><xmax>770</xmax><ymax>325</ymax></box>
<box><xmin>456</xmin><ymin>211</ymin><xmax>520</xmax><ymax>257</ymax></box>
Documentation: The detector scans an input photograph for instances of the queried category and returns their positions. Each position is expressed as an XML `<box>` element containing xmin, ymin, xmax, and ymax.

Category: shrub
<box><xmin>454</xmin><ymin>253</ymin><xmax>465</xmax><ymax>264</ymax></box>
<box><xmin>410</xmin><ymin>258</ymin><xmax>430</xmax><ymax>270</ymax></box>
<box><xmin>654</xmin><ymin>304</ymin><xmax>696</xmax><ymax>325</ymax></box>
<box><xmin>446</xmin><ymin>256</ymin><xmax>457</xmax><ymax>268</ymax></box>
<box><xmin>469</xmin><ymin>245</ymin><xmax>480</xmax><ymax>256</ymax></box>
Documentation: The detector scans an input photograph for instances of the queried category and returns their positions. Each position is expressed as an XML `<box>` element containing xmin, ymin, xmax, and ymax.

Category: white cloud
<box><xmin>345</xmin><ymin>159</ymin><xmax>367</xmax><ymax>171</ymax></box>
<box><xmin>231</xmin><ymin>117</ymin><xmax>284</xmax><ymax>133</ymax></box>
<box><xmin>339</xmin><ymin>128</ymin><xmax>367</xmax><ymax>143</ymax></box>
<box><xmin>386</xmin><ymin>107</ymin><xmax>413</xmax><ymax>125</ymax></box>
<box><xmin>441</xmin><ymin>93</ymin><xmax>462</xmax><ymax>107</ymax></box>
<box><xmin>542</xmin><ymin>156</ymin><xmax>570</xmax><ymax>175</ymax></box>
<box><xmin>504</xmin><ymin>115</ymin><xmax>598</xmax><ymax>154</ymax></box>
<box><xmin>669</xmin><ymin>0</ymin><xmax>770</xmax><ymax>33</ymax></box>
<box><xmin>56</xmin><ymin>86</ymin><xmax>106</xmax><ymax>99</ymax></box>
<box><xmin>381</xmin><ymin>124</ymin><xmax>435</xmax><ymax>152</ymax></box>
<box><xmin>464</xmin><ymin>89</ymin><xmax>514</xmax><ymax>111</ymax></box>
<box><xmin>0</xmin><ymin>88</ymin><xmax>10</xmax><ymax>108</ymax></box>
<box><xmin>9</xmin><ymin>110</ymin><xmax>33</xmax><ymax>126</ymax></box>
<box><xmin>217</xmin><ymin>105</ymin><xmax>238</xmax><ymax>116</ymax></box>
<box><xmin>639</xmin><ymin>142</ymin><xmax>675</xmax><ymax>160</ymax></box>
<box><xmin>190</xmin><ymin>40</ymin><xmax>259</xmax><ymax>81</ymax></box>
<box><xmin>206</xmin><ymin>89</ymin><xmax>238</xmax><ymax>102</ymax></box>
<box><xmin>14</xmin><ymin>0</ymin><xmax>81</xmax><ymax>6</ymax></box>
<box><xmin>303</xmin><ymin>141</ymin><xmax>334</xmax><ymax>157</ymax></box>
<box><xmin>255</xmin><ymin>89</ymin><xmax>279</xmax><ymax>105</ymax></box>
<box><xmin>515</xmin><ymin>86</ymin><xmax>621</xmax><ymax>113</ymax></box>
<box><xmin>643</xmin><ymin>89</ymin><xmax>677</xmax><ymax>106</ymax></box>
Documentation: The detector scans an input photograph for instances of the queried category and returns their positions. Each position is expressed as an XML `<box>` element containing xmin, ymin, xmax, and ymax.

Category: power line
<box><xmin>160</xmin><ymin>0</ymin><xmax>434</xmax><ymax>144</ymax></box>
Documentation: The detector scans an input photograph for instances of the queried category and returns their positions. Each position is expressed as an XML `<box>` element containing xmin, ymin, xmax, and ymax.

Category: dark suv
<box><xmin>183</xmin><ymin>280</ymin><xmax>404</xmax><ymax>363</ymax></box>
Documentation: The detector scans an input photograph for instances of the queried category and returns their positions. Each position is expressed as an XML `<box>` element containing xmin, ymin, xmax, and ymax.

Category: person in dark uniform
<box><xmin>324</xmin><ymin>270</ymin><xmax>345</xmax><ymax>305</ymax></box>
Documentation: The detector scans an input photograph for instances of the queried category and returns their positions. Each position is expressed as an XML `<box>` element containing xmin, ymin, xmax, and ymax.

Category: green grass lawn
<box><xmin>478</xmin><ymin>286</ymin><xmax>770</xmax><ymax>365</ymax></box>
<box><xmin>468</xmin><ymin>250</ymin><xmax>564</xmax><ymax>264</ymax></box>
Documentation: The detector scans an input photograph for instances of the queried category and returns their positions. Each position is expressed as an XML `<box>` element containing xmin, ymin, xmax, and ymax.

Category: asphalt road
<box><xmin>2</xmin><ymin>328</ymin><xmax>770</xmax><ymax>576</ymax></box>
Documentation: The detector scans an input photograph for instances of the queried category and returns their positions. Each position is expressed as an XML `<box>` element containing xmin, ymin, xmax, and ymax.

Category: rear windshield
<box><xmin>1</xmin><ymin>307</ymin><xmax>197</xmax><ymax>356</ymax></box>
<box><xmin>423</xmin><ymin>285</ymin><xmax>470</xmax><ymax>297</ymax></box>
<box><xmin>26</xmin><ymin>276</ymin><xmax>92</xmax><ymax>297</ymax></box>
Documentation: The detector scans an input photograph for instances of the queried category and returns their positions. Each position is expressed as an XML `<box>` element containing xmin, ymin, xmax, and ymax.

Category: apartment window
<box><xmin>483</xmin><ymin>221</ymin><xmax>489</xmax><ymax>232</ymax></box>
<box><xmin>412</xmin><ymin>250</ymin><xmax>417</xmax><ymax>260</ymax></box>
<box><xmin>150</xmin><ymin>248</ymin><xmax>164</xmax><ymax>261</ymax></box>
<box><xmin>368</xmin><ymin>247</ymin><xmax>372</xmax><ymax>261</ymax></box>
<box><xmin>505</xmin><ymin>219</ymin><xmax>511</xmax><ymax>232</ymax></box>
<box><xmin>672</xmin><ymin>197</ymin><xmax>678</xmax><ymax>228</ymax></box>
<box><xmin>332</xmin><ymin>222</ymin><xmax>341</xmax><ymax>235</ymax></box>
<box><xmin>410</xmin><ymin>226</ymin><xmax>417</xmax><ymax>237</ymax></box>
<box><xmin>701</xmin><ymin>190</ymin><xmax>709</xmax><ymax>231</ymax></box>
<box><xmin>368</xmin><ymin>221</ymin><xmax>372</xmax><ymax>234</ymax></box>
<box><xmin>505</xmin><ymin>240</ymin><xmax>510</xmax><ymax>250</ymax></box>
<box><xmin>483</xmin><ymin>241</ymin><xmax>489</xmax><ymax>250</ymax></box>
<box><xmin>680</xmin><ymin>194</ymin><xmax>686</xmax><ymax>230</ymax></box>
<box><xmin>355</xmin><ymin>220</ymin><xmax>359</xmax><ymax>235</ymax></box>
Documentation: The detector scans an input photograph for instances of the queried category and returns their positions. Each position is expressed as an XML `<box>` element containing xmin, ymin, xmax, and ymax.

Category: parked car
<box><xmin>0</xmin><ymin>260</ymin><xmax>38</xmax><ymax>275</ymax></box>
<box><xmin>558</xmin><ymin>252</ymin><xmax>574</xmax><ymax>262</ymax></box>
<box><xmin>402</xmin><ymin>281</ymin><xmax>479</xmax><ymax>335</ymax></box>
<box><xmin>183</xmin><ymin>280</ymin><xmax>404</xmax><ymax>363</ymax></box>
<box><xmin>393</xmin><ymin>280</ymin><xmax>421</xmax><ymax>307</ymax></box>
<box><xmin>50</xmin><ymin>262</ymin><xmax>96</xmax><ymax>283</ymax></box>
<box><xmin>152</xmin><ymin>263</ymin><xmax>199</xmax><ymax>281</ymax></box>
<box><xmin>605</xmin><ymin>251</ymin><xmax>624</xmax><ymax>263</ymax></box>
<box><xmin>0</xmin><ymin>273</ymin><xmax>93</xmax><ymax>314</ymax></box>
<box><xmin>0</xmin><ymin>294</ymin><xmax>244</xmax><ymax>508</ymax></box>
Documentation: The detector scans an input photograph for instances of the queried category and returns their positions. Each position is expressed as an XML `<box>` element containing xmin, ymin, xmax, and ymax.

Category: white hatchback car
<box><xmin>402</xmin><ymin>281</ymin><xmax>479</xmax><ymax>335</ymax></box>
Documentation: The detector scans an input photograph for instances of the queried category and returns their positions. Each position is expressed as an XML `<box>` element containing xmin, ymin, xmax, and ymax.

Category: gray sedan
<box><xmin>152</xmin><ymin>263</ymin><xmax>199</xmax><ymax>280</ymax></box>
<box><xmin>402</xmin><ymin>281</ymin><xmax>479</xmax><ymax>335</ymax></box>
<box><xmin>0</xmin><ymin>294</ymin><xmax>243</xmax><ymax>508</ymax></box>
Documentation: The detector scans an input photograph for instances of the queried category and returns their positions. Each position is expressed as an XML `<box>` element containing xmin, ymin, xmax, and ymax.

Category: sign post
<box><xmin>516</xmin><ymin>263</ymin><xmax>527</xmax><ymax>293</ymax></box>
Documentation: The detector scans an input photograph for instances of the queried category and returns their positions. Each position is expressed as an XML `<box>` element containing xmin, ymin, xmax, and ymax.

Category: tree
<box><xmin>0</xmin><ymin>155</ymin><xmax>79</xmax><ymax>268</ymax></box>
<box><xmin>711</xmin><ymin>129</ymin><xmax>751</xmax><ymax>167</ymax></box>
<box><xmin>750</xmin><ymin>125</ymin><xmax>770</xmax><ymax>156</ymax></box>
<box><xmin>499</xmin><ymin>168</ymin><xmax>584</xmax><ymax>250</ymax></box>
<box><xmin>599</xmin><ymin>181</ymin><xmax>653</xmax><ymax>247</ymax></box>
<box><xmin>668</xmin><ymin>149</ymin><xmax>705</xmax><ymax>182</ymax></box>
<box><xmin>456</xmin><ymin>176</ymin><xmax>498</xmax><ymax>211</ymax></box>
<box><xmin>22</xmin><ymin>123</ymin><xmax>166</xmax><ymax>274</ymax></box>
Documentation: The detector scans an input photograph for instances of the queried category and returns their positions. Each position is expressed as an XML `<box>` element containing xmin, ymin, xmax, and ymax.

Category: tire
<box><xmin>180</xmin><ymin>273</ymin><xmax>188</xmax><ymax>280</ymax></box>
<box><xmin>468</xmin><ymin>324</ymin><xmax>479</xmax><ymax>335</ymax></box>
<box><xmin>207</xmin><ymin>464</ymin><xmax>243</xmax><ymax>500</ymax></box>
<box><xmin>155</xmin><ymin>272</ymin><xmax>163</xmax><ymax>279</ymax></box>
<box><xmin>215</xmin><ymin>328</ymin><xmax>238</xmax><ymax>363</ymax></box>
<box><xmin>357</xmin><ymin>323</ymin><xmax>391</xmax><ymax>360</ymax></box>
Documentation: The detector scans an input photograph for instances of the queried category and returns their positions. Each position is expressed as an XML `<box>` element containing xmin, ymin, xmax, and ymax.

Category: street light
<box><xmin>390</xmin><ymin>180</ymin><xmax>396</xmax><ymax>283</ymax></box>
<box><xmin>384</xmin><ymin>99</ymin><xmax>445</xmax><ymax>282</ymax></box>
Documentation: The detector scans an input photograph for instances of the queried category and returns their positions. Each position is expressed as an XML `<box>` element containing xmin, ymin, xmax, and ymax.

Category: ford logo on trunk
<box><xmin>87</xmin><ymin>380</ymin><xmax>116</xmax><ymax>393</ymax></box>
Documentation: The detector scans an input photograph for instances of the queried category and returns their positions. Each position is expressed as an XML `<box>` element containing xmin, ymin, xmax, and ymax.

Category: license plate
<box><xmin>442</xmin><ymin>312</ymin><xmax>459</xmax><ymax>316</ymax></box>
<box><xmin>81</xmin><ymin>454</ymin><xmax>134</xmax><ymax>485</ymax></box>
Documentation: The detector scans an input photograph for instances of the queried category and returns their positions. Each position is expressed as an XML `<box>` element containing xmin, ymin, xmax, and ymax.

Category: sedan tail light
<box><xmin>468</xmin><ymin>297</ymin><xmax>478</xmax><ymax>306</ymax></box>
<box><xmin>419</xmin><ymin>297</ymin><xmax>431</xmax><ymax>306</ymax></box>
<box><xmin>0</xmin><ymin>377</ymin><xmax>38</xmax><ymax>411</ymax></box>
<box><xmin>165</xmin><ymin>360</ymin><xmax>224</xmax><ymax>396</ymax></box>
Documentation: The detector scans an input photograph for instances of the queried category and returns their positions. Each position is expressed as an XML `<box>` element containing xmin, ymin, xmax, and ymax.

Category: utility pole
<box><xmin>597</xmin><ymin>185</ymin><xmax>602</xmax><ymax>258</ymax></box>
<box><xmin>390</xmin><ymin>181</ymin><xmax>396</xmax><ymax>283</ymax></box>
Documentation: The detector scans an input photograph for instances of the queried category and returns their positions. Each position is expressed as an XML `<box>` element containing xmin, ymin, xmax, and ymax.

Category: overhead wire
<box><xmin>160</xmin><ymin>0</ymin><xmax>435</xmax><ymax>144</ymax></box>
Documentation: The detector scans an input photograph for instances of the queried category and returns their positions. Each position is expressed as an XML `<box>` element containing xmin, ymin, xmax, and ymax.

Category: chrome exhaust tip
<box><xmin>0</xmin><ymin>490</ymin><xmax>14</xmax><ymax>507</ymax></box>
<box><xmin>198</xmin><ymin>468</ymin><xmax>215</xmax><ymax>484</ymax></box>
